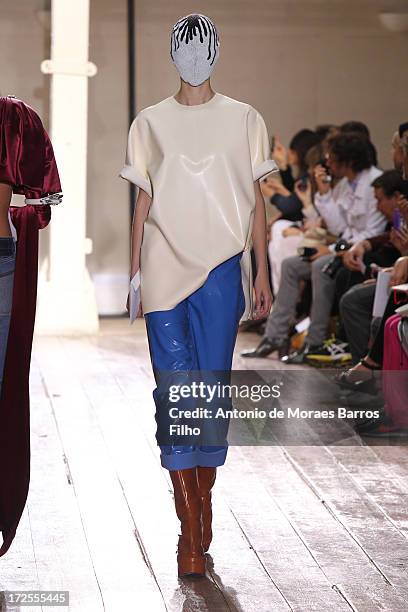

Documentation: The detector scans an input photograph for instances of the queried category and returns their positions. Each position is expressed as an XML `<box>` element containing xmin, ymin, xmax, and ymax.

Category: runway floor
<box><xmin>1</xmin><ymin>318</ymin><xmax>407</xmax><ymax>611</ymax></box>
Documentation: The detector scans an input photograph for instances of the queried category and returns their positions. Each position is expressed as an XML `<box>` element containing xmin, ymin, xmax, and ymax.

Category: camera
<box><xmin>298</xmin><ymin>246</ymin><xmax>317</xmax><ymax>261</ymax></box>
<box><xmin>297</xmin><ymin>176</ymin><xmax>309</xmax><ymax>192</ymax></box>
<box><xmin>321</xmin><ymin>239</ymin><xmax>351</xmax><ymax>278</ymax></box>
<box><xmin>317</xmin><ymin>159</ymin><xmax>332</xmax><ymax>184</ymax></box>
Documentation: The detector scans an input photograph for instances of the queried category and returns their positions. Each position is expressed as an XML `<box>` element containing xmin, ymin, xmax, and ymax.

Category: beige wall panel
<box><xmin>1</xmin><ymin>0</ymin><xmax>408</xmax><ymax>311</ymax></box>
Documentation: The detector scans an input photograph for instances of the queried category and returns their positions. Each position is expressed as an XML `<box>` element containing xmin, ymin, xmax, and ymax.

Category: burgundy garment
<box><xmin>0</xmin><ymin>205</ymin><xmax>51</xmax><ymax>556</ymax></box>
<box><xmin>0</xmin><ymin>95</ymin><xmax>61</xmax><ymax>198</ymax></box>
<box><xmin>0</xmin><ymin>96</ymin><xmax>62</xmax><ymax>556</ymax></box>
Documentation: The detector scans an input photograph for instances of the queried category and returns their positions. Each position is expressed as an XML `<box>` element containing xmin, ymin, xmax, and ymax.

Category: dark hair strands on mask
<box><xmin>170</xmin><ymin>14</ymin><xmax>219</xmax><ymax>65</ymax></box>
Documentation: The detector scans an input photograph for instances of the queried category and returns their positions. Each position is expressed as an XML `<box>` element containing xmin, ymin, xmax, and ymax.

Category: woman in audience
<box><xmin>266</xmin><ymin>131</ymin><xmax>340</xmax><ymax>293</ymax></box>
<box><xmin>262</xmin><ymin>129</ymin><xmax>322</xmax><ymax>223</ymax></box>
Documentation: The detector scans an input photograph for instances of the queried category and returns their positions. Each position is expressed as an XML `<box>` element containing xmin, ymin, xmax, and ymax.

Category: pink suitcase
<box><xmin>382</xmin><ymin>314</ymin><xmax>408</xmax><ymax>428</ymax></box>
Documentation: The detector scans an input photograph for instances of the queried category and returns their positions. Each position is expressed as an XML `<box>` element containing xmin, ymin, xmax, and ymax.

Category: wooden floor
<box><xmin>1</xmin><ymin>318</ymin><xmax>408</xmax><ymax>612</ymax></box>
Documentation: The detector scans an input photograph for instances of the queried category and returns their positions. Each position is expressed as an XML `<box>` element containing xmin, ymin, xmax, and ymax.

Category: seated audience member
<box><xmin>340</xmin><ymin>120</ymin><xmax>378</xmax><ymax>167</ymax></box>
<box><xmin>267</xmin><ymin>136</ymin><xmax>335</xmax><ymax>293</ymax></box>
<box><xmin>338</xmin><ymin>170</ymin><xmax>407</xmax><ymax>363</ymax></box>
<box><xmin>338</xmin><ymin>255</ymin><xmax>408</xmax><ymax>390</ymax></box>
<box><xmin>262</xmin><ymin>129</ymin><xmax>322</xmax><ymax>223</ymax></box>
<box><xmin>268</xmin><ymin>176</ymin><xmax>320</xmax><ymax>293</ymax></box>
<box><xmin>242</xmin><ymin>131</ymin><xmax>386</xmax><ymax>362</ymax></box>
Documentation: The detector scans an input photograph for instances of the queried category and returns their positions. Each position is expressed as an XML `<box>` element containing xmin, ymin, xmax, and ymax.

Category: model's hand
<box><xmin>253</xmin><ymin>272</ymin><xmax>273</xmax><ymax>319</ymax></box>
<box><xmin>125</xmin><ymin>293</ymin><xmax>144</xmax><ymax>318</ymax></box>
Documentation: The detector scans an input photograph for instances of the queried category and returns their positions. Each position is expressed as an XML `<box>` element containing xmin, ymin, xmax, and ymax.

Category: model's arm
<box><xmin>0</xmin><ymin>183</ymin><xmax>12</xmax><ymax>237</ymax></box>
<box><xmin>130</xmin><ymin>187</ymin><xmax>152</xmax><ymax>276</ymax></box>
<box><xmin>252</xmin><ymin>180</ymin><xmax>273</xmax><ymax>319</ymax></box>
<box><xmin>127</xmin><ymin>187</ymin><xmax>152</xmax><ymax>313</ymax></box>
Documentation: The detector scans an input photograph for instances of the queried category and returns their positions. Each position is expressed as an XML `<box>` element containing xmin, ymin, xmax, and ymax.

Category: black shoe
<box><xmin>239</xmin><ymin>318</ymin><xmax>267</xmax><ymax>333</ymax></box>
<box><xmin>240</xmin><ymin>337</ymin><xmax>286</xmax><ymax>358</ymax></box>
<box><xmin>280</xmin><ymin>342</ymin><xmax>319</xmax><ymax>365</ymax></box>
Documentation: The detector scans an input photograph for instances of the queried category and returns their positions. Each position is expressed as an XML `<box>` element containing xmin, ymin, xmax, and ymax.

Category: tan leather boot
<box><xmin>169</xmin><ymin>468</ymin><xmax>206</xmax><ymax>576</ymax></box>
<box><xmin>196</xmin><ymin>466</ymin><xmax>217</xmax><ymax>552</ymax></box>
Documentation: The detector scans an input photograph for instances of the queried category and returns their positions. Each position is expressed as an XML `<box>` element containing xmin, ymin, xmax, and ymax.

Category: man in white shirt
<box><xmin>242</xmin><ymin>132</ymin><xmax>387</xmax><ymax>363</ymax></box>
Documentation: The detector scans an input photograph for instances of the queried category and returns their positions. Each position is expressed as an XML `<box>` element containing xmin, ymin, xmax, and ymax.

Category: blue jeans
<box><xmin>145</xmin><ymin>252</ymin><xmax>245</xmax><ymax>470</ymax></box>
<box><xmin>0</xmin><ymin>237</ymin><xmax>16</xmax><ymax>397</ymax></box>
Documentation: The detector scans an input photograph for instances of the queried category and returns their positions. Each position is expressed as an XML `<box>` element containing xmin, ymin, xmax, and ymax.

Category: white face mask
<box><xmin>170</xmin><ymin>14</ymin><xmax>220</xmax><ymax>87</ymax></box>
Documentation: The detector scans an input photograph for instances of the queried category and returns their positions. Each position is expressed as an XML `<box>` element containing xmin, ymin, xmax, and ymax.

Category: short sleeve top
<box><xmin>120</xmin><ymin>91</ymin><xmax>277</xmax><ymax>319</ymax></box>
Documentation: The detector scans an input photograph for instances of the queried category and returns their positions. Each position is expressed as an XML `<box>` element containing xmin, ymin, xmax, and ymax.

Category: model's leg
<box><xmin>196</xmin><ymin>466</ymin><xmax>217</xmax><ymax>552</ymax></box>
<box><xmin>145</xmin><ymin>301</ymin><xmax>207</xmax><ymax>576</ymax></box>
<box><xmin>144</xmin><ymin>300</ymin><xmax>200</xmax><ymax>471</ymax></box>
<box><xmin>169</xmin><ymin>467</ymin><xmax>206</xmax><ymax>576</ymax></box>
<box><xmin>187</xmin><ymin>252</ymin><xmax>245</xmax><ymax>464</ymax></box>
<box><xmin>187</xmin><ymin>252</ymin><xmax>245</xmax><ymax>553</ymax></box>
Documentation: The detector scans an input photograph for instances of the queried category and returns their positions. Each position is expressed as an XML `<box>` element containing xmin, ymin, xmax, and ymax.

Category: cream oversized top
<box><xmin>120</xmin><ymin>91</ymin><xmax>278</xmax><ymax>320</ymax></box>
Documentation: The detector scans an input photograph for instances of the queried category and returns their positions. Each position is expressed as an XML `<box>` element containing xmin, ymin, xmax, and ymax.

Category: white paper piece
<box><xmin>396</xmin><ymin>303</ymin><xmax>408</xmax><ymax>317</ymax></box>
<box><xmin>129</xmin><ymin>270</ymin><xmax>141</xmax><ymax>324</ymax></box>
<box><xmin>295</xmin><ymin>317</ymin><xmax>310</xmax><ymax>334</ymax></box>
<box><xmin>372</xmin><ymin>270</ymin><xmax>392</xmax><ymax>318</ymax></box>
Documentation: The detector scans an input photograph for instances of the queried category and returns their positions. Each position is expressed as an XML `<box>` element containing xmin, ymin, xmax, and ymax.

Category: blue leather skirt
<box><xmin>144</xmin><ymin>252</ymin><xmax>245</xmax><ymax>470</ymax></box>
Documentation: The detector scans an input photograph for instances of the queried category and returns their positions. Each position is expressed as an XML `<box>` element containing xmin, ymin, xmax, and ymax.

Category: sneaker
<box><xmin>306</xmin><ymin>337</ymin><xmax>352</xmax><ymax>365</ymax></box>
<box><xmin>356</xmin><ymin>414</ymin><xmax>408</xmax><ymax>438</ymax></box>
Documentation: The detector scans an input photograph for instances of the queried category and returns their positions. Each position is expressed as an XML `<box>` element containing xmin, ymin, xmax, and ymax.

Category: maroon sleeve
<box><xmin>42</xmin><ymin>129</ymin><xmax>62</xmax><ymax>196</ymax></box>
<box><xmin>0</xmin><ymin>96</ymin><xmax>62</xmax><ymax>201</ymax></box>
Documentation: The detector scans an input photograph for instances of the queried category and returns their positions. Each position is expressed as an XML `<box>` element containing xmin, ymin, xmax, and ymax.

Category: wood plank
<box><xmin>219</xmin><ymin>447</ymin><xmax>350</xmax><ymax>611</ymax></box>
<box><xmin>34</xmin><ymin>337</ymin><xmax>165</xmax><ymax>612</ymax></box>
<box><xmin>328</xmin><ymin>446</ymin><xmax>408</xmax><ymax>538</ymax></box>
<box><xmin>241</xmin><ymin>445</ymin><xmax>389</xmax><ymax>583</ymax></box>
<box><xmin>281</xmin><ymin>446</ymin><xmax>408</xmax><ymax>588</ymax></box>
<box><xmin>337</xmin><ymin>583</ymin><xmax>408</xmax><ymax>612</ymax></box>
<box><xmin>26</xmin><ymin>356</ymin><xmax>104</xmax><ymax>610</ymax></box>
